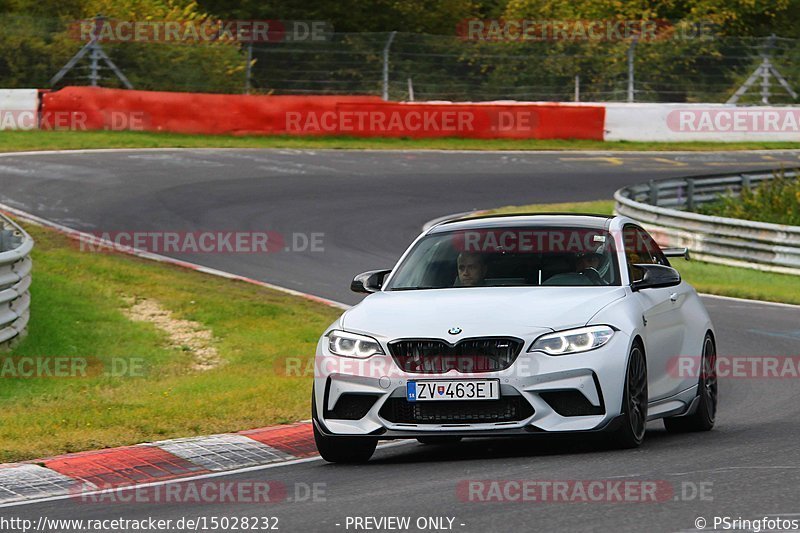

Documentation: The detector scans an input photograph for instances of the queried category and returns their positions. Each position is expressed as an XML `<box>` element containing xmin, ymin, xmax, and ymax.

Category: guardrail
<box><xmin>614</xmin><ymin>168</ymin><xmax>800</xmax><ymax>275</ymax></box>
<box><xmin>0</xmin><ymin>214</ymin><xmax>33</xmax><ymax>346</ymax></box>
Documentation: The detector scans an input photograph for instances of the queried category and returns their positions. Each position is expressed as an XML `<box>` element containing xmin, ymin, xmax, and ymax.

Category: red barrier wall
<box><xmin>42</xmin><ymin>87</ymin><xmax>605</xmax><ymax>140</ymax></box>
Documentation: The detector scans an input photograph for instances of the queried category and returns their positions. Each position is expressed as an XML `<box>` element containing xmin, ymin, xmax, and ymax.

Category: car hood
<box><xmin>341</xmin><ymin>286</ymin><xmax>627</xmax><ymax>340</ymax></box>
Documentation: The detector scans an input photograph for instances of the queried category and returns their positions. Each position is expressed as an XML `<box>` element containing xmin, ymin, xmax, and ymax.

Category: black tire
<box><xmin>313</xmin><ymin>421</ymin><xmax>377</xmax><ymax>463</ymax></box>
<box><xmin>609</xmin><ymin>342</ymin><xmax>648</xmax><ymax>449</ymax></box>
<box><xmin>664</xmin><ymin>334</ymin><xmax>717</xmax><ymax>433</ymax></box>
<box><xmin>311</xmin><ymin>389</ymin><xmax>377</xmax><ymax>463</ymax></box>
<box><xmin>416</xmin><ymin>436</ymin><xmax>463</xmax><ymax>445</ymax></box>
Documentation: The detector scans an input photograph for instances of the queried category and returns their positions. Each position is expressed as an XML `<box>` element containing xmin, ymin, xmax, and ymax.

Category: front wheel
<box><xmin>313</xmin><ymin>421</ymin><xmax>377</xmax><ymax>463</ymax></box>
<box><xmin>664</xmin><ymin>334</ymin><xmax>717</xmax><ymax>433</ymax></box>
<box><xmin>609</xmin><ymin>342</ymin><xmax>648</xmax><ymax>449</ymax></box>
<box><xmin>311</xmin><ymin>389</ymin><xmax>377</xmax><ymax>463</ymax></box>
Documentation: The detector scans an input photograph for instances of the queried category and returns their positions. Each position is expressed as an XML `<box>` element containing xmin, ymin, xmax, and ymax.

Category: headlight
<box><xmin>528</xmin><ymin>325</ymin><xmax>615</xmax><ymax>355</ymax></box>
<box><xmin>327</xmin><ymin>330</ymin><xmax>384</xmax><ymax>358</ymax></box>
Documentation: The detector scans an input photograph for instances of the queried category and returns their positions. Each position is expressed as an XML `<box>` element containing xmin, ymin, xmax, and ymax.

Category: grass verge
<box><xmin>2</xmin><ymin>130</ymin><xmax>800</xmax><ymax>152</ymax></box>
<box><xmin>485</xmin><ymin>200</ymin><xmax>800</xmax><ymax>305</ymax></box>
<box><xmin>0</xmin><ymin>222</ymin><xmax>340</xmax><ymax>463</ymax></box>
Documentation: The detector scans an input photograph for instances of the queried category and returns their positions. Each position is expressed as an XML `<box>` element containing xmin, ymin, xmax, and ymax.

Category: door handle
<box><xmin>669</xmin><ymin>292</ymin><xmax>678</xmax><ymax>302</ymax></box>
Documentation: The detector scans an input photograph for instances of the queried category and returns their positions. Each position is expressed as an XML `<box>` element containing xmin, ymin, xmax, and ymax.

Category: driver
<box><xmin>574</xmin><ymin>247</ymin><xmax>605</xmax><ymax>285</ymax></box>
<box><xmin>456</xmin><ymin>252</ymin><xmax>487</xmax><ymax>287</ymax></box>
<box><xmin>542</xmin><ymin>247</ymin><xmax>606</xmax><ymax>286</ymax></box>
<box><xmin>576</xmin><ymin>251</ymin><xmax>603</xmax><ymax>273</ymax></box>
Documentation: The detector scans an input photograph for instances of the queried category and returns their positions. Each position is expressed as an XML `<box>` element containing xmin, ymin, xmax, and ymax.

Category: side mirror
<box><xmin>662</xmin><ymin>247</ymin><xmax>690</xmax><ymax>260</ymax></box>
<box><xmin>350</xmin><ymin>269</ymin><xmax>392</xmax><ymax>294</ymax></box>
<box><xmin>631</xmin><ymin>264</ymin><xmax>681</xmax><ymax>291</ymax></box>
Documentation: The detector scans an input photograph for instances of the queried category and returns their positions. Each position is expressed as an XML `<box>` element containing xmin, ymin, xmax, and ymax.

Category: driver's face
<box><xmin>457</xmin><ymin>254</ymin><xmax>487</xmax><ymax>286</ymax></box>
<box><xmin>577</xmin><ymin>254</ymin><xmax>601</xmax><ymax>271</ymax></box>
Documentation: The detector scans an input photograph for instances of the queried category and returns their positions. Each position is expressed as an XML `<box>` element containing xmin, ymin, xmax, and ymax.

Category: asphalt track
<box><xmin>2</xmin><ymin>149</ymin><xmax>800</xmax><ymax>532</ymax></box>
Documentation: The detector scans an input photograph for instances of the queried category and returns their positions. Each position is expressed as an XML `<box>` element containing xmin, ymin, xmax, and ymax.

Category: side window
<box><xmin>641</xmin><ymin>231</ymin><xmax>670</xmax><ymax>267</ymax></box>
<box><xmin>623</xmin><ymin>225</ymin><xmax>655</xmax><ymax>282</ymax></box>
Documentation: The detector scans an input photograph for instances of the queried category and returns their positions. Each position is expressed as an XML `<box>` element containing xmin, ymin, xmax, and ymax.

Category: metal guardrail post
<box><xmin>382</xmin><ymin>31</ymin><xmax>397</xmax><ymax>101</ymax></box>
<box><xmin>686</xmin><ymin>179</ymin><xmax>695</xmax><ymax>211</ymax></box>
<box><xmin>245</xmin><ymin>42</ymin><xmax>253</xmax><ymax>94</ymax></box>
<box><xmin>627</xmin><ymin>36</ymin><xmax>637</xmax><ymax>103</ymax></box>
<box><xmin>648</xmin><ymin>179</ymin><xmax>658</xmax><ymax>205</ymax></box>
<box><xmin>741</xmin><ymin>174</ymin><xmax>751</xmax><ymax>192</ymax></box>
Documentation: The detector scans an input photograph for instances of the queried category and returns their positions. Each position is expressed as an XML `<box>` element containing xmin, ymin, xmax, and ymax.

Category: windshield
<box><xmin>385</xmin><ymin>226</ymin><xmax>621</xmax><ymax>290</ymax></box>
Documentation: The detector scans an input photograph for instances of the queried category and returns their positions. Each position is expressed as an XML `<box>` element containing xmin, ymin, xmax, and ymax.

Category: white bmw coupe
<box><xmin>312</xmin><ymin>214</ymin><xmax>717</xmax><ymax>463</ymax></box>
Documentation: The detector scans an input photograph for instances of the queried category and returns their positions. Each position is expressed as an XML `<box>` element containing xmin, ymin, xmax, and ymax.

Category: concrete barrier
<box><xmin>0</xmin><ymin>89</ymin><xmax>39</xmax><ymax>130</ymax></box>
<box><xmin>16</xmin><ymin>87</ymin><xmax>800</xmax><ymax>141</ymax></box>
<box><xmin>604</xmin><ymin>103</ymin><xmax>800</xmax><ymax>142</ymax></box>
<box><xmin>41</xmin><ymin>87</ymin><xmax>606</xmax><ymax>139</ymax></box>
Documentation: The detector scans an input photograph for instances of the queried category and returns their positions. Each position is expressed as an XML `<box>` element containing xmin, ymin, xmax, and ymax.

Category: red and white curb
<box><xmin>0</xmin><ymin>422</ymin><xmax>318</xmax><ymax>506</ymax></box>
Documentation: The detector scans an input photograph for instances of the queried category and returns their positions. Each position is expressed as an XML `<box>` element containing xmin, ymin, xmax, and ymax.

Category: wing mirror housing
<box><xmin>350</xmin><ymin>269</ymin><xmax>392</xmax><ymax>294</ymax></box>
<box><xmin>631</xmin><ymin>264</ymin><xmax>681</xmax><ymax>291</ymax></box>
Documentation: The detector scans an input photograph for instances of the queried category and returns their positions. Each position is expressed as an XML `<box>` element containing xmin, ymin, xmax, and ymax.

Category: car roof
<box><xmin>426</xmin><ymin>213</ymin><xmax>615</xmax><ymax>234</ymax></box>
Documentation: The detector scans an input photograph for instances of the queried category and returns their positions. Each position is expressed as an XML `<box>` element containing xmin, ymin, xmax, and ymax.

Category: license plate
<box><xmin>406</xmin><ymin>380</ymin><xmax>499</xmax><ymax>402</ymax></box>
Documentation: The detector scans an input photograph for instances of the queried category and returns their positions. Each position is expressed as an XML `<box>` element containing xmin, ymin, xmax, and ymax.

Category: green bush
<box><xmin>698</xmin><ymin>173</ymin><xmax>800</xmax><ymax>225</ymax></box>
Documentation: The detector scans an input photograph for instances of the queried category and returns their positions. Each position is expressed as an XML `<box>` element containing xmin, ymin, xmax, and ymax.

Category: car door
<box><xmin>623</xmin><ymin>225</ymin><xmax>686</xmax><ymax>400</ymax></box>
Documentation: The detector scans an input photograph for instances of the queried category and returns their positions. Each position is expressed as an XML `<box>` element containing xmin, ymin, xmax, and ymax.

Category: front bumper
<box><xmin>313</xmin><ymin>331</ymin><xmax>632</xmax><ymax>438</ymax></box>
<box><xmin>312</xmin><ymin>413</ymin><xmax>629</xmax><ymax>439</ymax></box>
